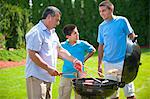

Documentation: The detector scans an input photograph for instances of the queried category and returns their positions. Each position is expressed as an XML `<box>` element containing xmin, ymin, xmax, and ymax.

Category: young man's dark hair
<box><xmin>63</xmin><ymin>24</ymin><xmax>77</xmax><ymax>36</ymax></box>
<box><xmin>99</xmin><ymin>1</ymin><xmax>114</xmax><ymax>10</ymax></box>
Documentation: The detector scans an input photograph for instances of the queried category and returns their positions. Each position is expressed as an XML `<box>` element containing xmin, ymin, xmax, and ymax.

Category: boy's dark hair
<box><xmin>99</xmin><ymin>1</ymin><xmax>114</xmax><ymax>10</ymax></box>
<box><xmin>63</xmin><ymin>24</ymin><xmax>77</xmax><ymax>36</ymax></box>
<box><xmin>42</xmin><ymin>6</ymin><xmax>61</xmax><ymax>19</ymax></box>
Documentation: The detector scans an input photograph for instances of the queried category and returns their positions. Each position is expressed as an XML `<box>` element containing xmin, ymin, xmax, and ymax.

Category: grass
<box><xmin>0</xmin><ymin>48</ymin><xmax>26</xmax><ymax>61</ymax></box>
<box><xmin>0</xmin><ymin>66</ymin><xmax>26</xmax><ymax>99</ymax></box>
<box><xmin>0</xmin><ymin>48</ymin><xmax>150</xmax><ymax>99</ymax></box>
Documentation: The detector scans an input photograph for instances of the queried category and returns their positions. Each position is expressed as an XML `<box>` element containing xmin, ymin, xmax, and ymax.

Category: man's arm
<box><xmin>57</xmin><ymin>47</ymin><xmax>74</xmax><ymax>62</ymax></box>
<box><xmin>28</xmin><ymin>49</ymin><xmax>60</xmax><ymax>76</ymax></box>
<box><xmin>57</xmin><ymin>46</ymin><xmax>83</xmax><ymax>72</ymax></box>
<box><xmin>98</xmin><ymin>44</ymin><xmax>104</xmax><ymax>76</ymax></box>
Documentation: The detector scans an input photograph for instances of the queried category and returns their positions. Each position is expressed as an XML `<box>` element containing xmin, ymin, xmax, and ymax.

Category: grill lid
<box><xmin>121</xmin><ymin>37</ymin><xmax>141</xmax><ymax>85</ymax></box>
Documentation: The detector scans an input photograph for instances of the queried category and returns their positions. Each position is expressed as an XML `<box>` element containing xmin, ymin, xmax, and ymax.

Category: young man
<box><xmin>58</xmin><ymin>24</ymin><xmax>96</xmax><ymax>99</ymax></box>
<box><xmin>97</xmin><ymin>1</ymin><xmax>136</xmax><ymax>99</ymax></box>
<box><xmin>25</xmin><ymin>6</ymin><xmax>82</xmax><ymax>99</ymax></box>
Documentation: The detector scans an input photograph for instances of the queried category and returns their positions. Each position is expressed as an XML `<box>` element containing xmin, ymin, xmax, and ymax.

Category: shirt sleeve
<box><xmin>123</xmin><ymin>17</ymin><xmax>134</xmax><ymax>36</ymax></box>
<box><xmin>53</xmin><ymin>31</ymin><xmax>61</xmax><ymax>48</ymax></box>
<box><xmin>83</xmin><ymin>41</ymin><xmax>95</xmax><ymax>53</ymax></box>
<box><xmin>97</xmin><ymin>25</ymin><xmax>104</xmax><ymax>45</ymax></box>
<box><xmin>26</xmin><ymin>30</ymin><xmax>42</xmax><ymax>52</ymax></box>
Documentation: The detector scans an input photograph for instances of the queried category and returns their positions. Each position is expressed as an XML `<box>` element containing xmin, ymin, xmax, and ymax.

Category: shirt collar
<box><xmin>39</xmin><ymin>20</ymin><xmax>47</xmax><ymax>31</ymax></box>
<box><xmin>104</xmin><ymin>15</ymin><xmax>117</xmax><ymax>23</ymax></box>
<box><xmin>66</xmin><ymin>40</ymin><xmax>80</xmax><ymax>46</ymax></box>
<box><xmin>38</xmin><ymin>20</ymin><xmax>56</xmax><ymax>34</ymax></box>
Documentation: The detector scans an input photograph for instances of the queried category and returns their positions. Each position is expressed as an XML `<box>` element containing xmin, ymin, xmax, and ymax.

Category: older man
<box><xmin>25</xmin><ymin>6</ymin><xmax>82</xmax><ymax>99</ymax></box>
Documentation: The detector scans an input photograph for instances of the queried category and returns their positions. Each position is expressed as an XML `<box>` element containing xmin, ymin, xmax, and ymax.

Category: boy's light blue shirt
<box><xmin>61</xmin><ymin>40</ymin><xmax>95</xmax><ymax>78</ymax></box>
<box><xmin>97</xmin><ymin>16</ymin><xmax>133</xmax><ymax>63</ymax></box>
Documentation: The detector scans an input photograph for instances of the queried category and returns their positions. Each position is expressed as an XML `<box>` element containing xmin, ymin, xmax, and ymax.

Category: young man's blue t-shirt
<box><xmin>61</xmin><ymin>40</ymin><xmax>95</xmax><ymax>78</ymax></box>
<box><xmin>97</xmin><ymin>16</ymin><xmax>133</xmax><ymax>63</ymax></box>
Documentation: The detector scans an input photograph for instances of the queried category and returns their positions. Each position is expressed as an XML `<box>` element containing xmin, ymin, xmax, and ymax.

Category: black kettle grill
<box><xmin>72</xmin><ymin>37</ymin><xmax>141</xmax><ymax>99</ymax></box>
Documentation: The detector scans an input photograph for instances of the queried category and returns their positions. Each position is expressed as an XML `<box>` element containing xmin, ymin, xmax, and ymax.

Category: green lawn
<box><xmin>0</xmin><ymin>48</ymin><xmax>150</xmax><ymax>99</ymax></box>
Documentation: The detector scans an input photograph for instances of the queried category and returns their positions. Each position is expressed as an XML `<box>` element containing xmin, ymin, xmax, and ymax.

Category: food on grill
<box><xmin>101</xmin><ymin>80</ymin><xmax>109</xmax><ymax>84</ymax></box>
<box><xmin>82</xmin><ymin>80</ymin><xmax>94</xmax><ymax>85</ymax></box>
<box><xmin>107</xmin><ymin>69</ymin><xmax>119</xmax><ymax>74</ymax></box>
<box><xmin>82</xmin><ymin>82</ymin><xmax>93</xmax><ymax>85</ymax></box>
<box><xmin>79</xmin><ymin>72</ymin><xmax>87</xmax><ymax>78</ymax></box>
<box><xmin>106</xmin><ymin>69</ymin><xmax>122</xmax><ymax>77</ymax></box>
<box><xmin>85</xmin><ymin>80</ymin><xmax>94</xmax><ymax>83</ymax></box>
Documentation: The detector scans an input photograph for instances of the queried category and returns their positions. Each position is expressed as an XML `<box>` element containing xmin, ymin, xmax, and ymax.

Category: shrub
<box><xmin>0</xmin><ymin>49</ymin><xmax>26</xmax><ymax>61</ymax></box>
<box><xmin>0</xmin><ymin>3</ymin><xmax>33</xmax><ymax>49</ymax></box>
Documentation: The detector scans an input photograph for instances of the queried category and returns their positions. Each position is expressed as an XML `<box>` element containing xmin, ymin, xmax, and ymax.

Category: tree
<box><xmin>81</xmin><ymin>0</ymin><xmax>100</xmax><ymax>47</ymax></box>
<box><xmin>0</xmin><ymin>3</ymin><xmax>32</xmax><ymax>49</ymax></box>
<box><xmin>113</xmin><ymin>0</ymin><xmax>149</xmax><ymax>46</ymax></box>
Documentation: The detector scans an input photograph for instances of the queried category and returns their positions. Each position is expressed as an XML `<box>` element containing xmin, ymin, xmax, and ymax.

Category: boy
<box><xmin>59</xmin><ymin>24</ymin><xmax>96</xmax><ymax>99</ymax></box>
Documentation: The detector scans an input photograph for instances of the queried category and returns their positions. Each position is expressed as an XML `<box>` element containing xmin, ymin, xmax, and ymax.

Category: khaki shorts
<box><xmin>26</xmin><ymin>76</ymin><xmax>52</xmax><ymax>99</ymax></box>
<box><xmin>58</xmin><ymin>77</ymin><xmax>81</xmax><ymax>99</ymax></box>
<box><xmin>103</xmin><ymin>61</ymin><xmax>135</xmax><ymax>98</ymax></box>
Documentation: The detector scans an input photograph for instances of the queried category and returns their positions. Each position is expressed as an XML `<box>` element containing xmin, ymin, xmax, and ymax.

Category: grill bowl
<box><xmin>72</xmin><ymin>78</ymin><xmax>118</xmax><ymax>98</ymax></box>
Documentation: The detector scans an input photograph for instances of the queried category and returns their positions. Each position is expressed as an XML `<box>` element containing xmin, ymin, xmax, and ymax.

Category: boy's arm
<box><xmin>84</xmin><ymin>49</ymin><xmax>96</xmax><ymax>63</ymax></box>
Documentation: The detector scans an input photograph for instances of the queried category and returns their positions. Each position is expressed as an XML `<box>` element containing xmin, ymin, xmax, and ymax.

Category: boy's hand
<box><xmin>73</xmin><ymin>59</ymin><xmax>83</xmax><ymax>72</ymax></box>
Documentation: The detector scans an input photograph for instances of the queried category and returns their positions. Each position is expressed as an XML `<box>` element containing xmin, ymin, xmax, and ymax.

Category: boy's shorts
<box><xmin>58</xmin><ymin>77</ymin><xmax>81</xmax><ymax>99</ymax></box>
<box><xmin>103</xmin><ymin>61</ymin><xmax>135</xmax><ymax>98</ymax></box>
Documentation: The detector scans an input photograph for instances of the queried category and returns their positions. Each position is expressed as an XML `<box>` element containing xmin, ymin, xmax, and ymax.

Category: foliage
<box><xmin>77</xmin><ymin>0</ymin><xmax>100</xmax><ymax>47</ymax></box>
<box><xmin>0</xmin><ymin>48</ymin><xmax>150</xmax><ymax>98</ymax></box>
<box><xmin>0</xmin><ymin>48</ymin><xmax>26</xmax><ymax>61</ymax></box>
<box><xmin>0</xmin><ymin>2</ymin><xmax>33</xmax><ymax>49</ymax></box>
<box><xmin>1</xmin><ymin>0</ymin><xmax>29</xmax><ymax>9</ymax></box>
<box><xmin>32</xmin><ymin>0</ymin><xmax>47</xmax><ymax>24</ymax></box>
<box><xmin>0</xmin><ymin>0</ymin><xmax>149</xmax><ymax>49</ymax></box>
<box><xmin>52</xmin><ymin>0</ymin><xmax>66</xmax><ymax>42</ymax></box>
<box><xmin>31</xmin><ymin>0</ymin><xmax>66</xmax><ymax>40</ymax></box>
<box><xmin>31</xmin><ymin>0</ymin><xmax>149</xmax><ymax>47</ymax></box>
<box><xmin>0</xmin><ymin>33</ymin><xmax>5</xmax><ymax>48</ymax></box>
<box><xmin>113</xmin><ymin>0</ymin><xmax>149</xmax><ymax>46</ymax></box>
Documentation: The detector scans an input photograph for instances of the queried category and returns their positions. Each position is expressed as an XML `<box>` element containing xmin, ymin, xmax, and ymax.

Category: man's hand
<box><xmin>73</xmin><ymin>59</ymin><xmax>83</xmax><ymax>72</ymax></box>
<box><xmin>47</xmin><ymin>67</ymin><xmax>61</xmax><ymax>76</ymax></box>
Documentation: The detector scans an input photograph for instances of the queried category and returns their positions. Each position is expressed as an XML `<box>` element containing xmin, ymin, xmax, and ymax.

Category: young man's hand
<box><xmin>98</xmin><ymin>66</ymin><xmax>104</xmax><ymax>77</ymax></box>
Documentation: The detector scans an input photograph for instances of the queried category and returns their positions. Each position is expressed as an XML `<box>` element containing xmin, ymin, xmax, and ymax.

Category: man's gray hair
<box><xmin>42</xmin><ymin>6</ymin><xmax>61</xmax><ymax>19</ymax></box>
